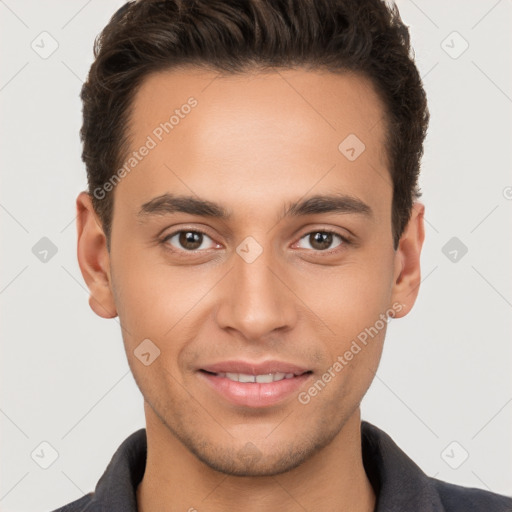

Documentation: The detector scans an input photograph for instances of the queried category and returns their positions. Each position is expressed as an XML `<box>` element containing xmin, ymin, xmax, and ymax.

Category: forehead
<box><xmin>116</xmin><ymin>67</ymin><xmax>391</xmax><ymax>221</ymax></box>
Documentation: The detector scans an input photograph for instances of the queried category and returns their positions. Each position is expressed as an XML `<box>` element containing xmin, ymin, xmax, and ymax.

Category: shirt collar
<box><xmin>361</xmin><ymin>421</ymin><xmax>444</xmax><ymax>511</ymax></box>
<box><xmin>91</xmin><ymin>427</ymin><xmax>146</xmax><ymax>511</ymax></box>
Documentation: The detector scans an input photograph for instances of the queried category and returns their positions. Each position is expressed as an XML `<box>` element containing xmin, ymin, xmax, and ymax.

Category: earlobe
<box><xmin>76</xmin><ymin>191</ymin><xmax>118</xmax><ymax>319</ymax></box>
<box><xmin>390</xmin><ymin>202</ymin><xmax>425</xmax><ymax>317</ymax></box>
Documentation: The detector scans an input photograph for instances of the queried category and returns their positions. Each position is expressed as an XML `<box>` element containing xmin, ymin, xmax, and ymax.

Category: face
<box><xmin>77</xmin><ymin>67</ymin><xmax>424</xmax><ymax>477</ymax></box>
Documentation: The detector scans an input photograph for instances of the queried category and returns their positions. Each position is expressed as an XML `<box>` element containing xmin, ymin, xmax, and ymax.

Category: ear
<box><xmin>390</xmin><ymin>202</ymin><xmax>425</xmax><ymax>318</ymax></box>
<box><xmin>76</xmin><ymin>191</ymin><xmax>117</xmax><ymax>319</ymax></box>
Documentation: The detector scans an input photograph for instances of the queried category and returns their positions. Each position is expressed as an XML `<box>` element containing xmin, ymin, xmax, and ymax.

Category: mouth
<box><xmin>199</xmin><ymin>369</ymin><xmax>311</xmax><ymax>383</ymax></box>
<box><xmin>196</xmin><ymin>361</ymin><xmax>313</xmax><ymax>408</ymax></box>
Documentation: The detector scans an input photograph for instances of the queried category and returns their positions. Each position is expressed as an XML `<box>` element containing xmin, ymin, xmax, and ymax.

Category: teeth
<box><xmin>217</xmin><ymin>372</ymin><xmax>296</xmax><ymax>383</ymax></box>
<box><xmin>239</xmin><ymin>373</ymin><xmax>256</xmax><ymax>383</ymax></box>
<box><xmin>255</xmin><ymin>374</ymin><xmax>273</xmax><ymax>383</ymax></box>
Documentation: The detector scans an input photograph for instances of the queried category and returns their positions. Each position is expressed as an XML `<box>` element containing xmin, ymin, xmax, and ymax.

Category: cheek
<box><xmin>110</xmin><ymin>249</ymin><xmax>223</xmax><ymax>359</ymax></box>
<box><xmin>296</xmin><ymin>256</ymin><xmax>394</xmax><ymax>338</ymax></box>
<box><xmin>111</xmin><ymin>249</ymin><xmax>179</xmax><ymax>326</ymax></box>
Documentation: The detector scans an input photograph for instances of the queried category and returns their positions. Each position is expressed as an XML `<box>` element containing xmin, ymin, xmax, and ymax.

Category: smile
<box><xmin>197</xmin><ymin>365</ymin><xmax>313</xmax><ymax>408</ymax></box>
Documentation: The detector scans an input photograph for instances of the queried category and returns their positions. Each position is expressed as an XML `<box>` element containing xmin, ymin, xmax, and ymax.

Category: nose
<box><xmin>214</xmin><ymin>244</ymin><xmax>297</xmax><ymax>342</ymax></box>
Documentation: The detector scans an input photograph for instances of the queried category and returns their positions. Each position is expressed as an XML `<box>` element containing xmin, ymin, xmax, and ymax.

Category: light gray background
<box><xmin>1</xmin><ymin>1</ymin><xmax>511</xmax><ymax>510</ymax></box>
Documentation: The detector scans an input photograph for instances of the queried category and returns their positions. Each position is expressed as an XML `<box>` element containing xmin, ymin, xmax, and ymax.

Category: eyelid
<box><xmin>291</xmin><ymin>228</ymin><xmax>352</xmax><ymax>253</ymax></box>
<box><xmin>159</xmin><ymin>225</ymin><xmax>354</xmax><ymax>255</ymax></box>
<box><xmin>160</xmin><ymin>227</ymin><xmax>222</xmax><ymax>253</ymax></box>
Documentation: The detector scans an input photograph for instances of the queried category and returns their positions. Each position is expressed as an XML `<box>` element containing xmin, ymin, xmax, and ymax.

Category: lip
<box><xmin>197</xmin><ymin>360</ymin><xmax>313</xmax><ymax>408</ymax></box>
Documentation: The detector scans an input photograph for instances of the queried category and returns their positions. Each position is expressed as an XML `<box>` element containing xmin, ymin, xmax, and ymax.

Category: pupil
<box><xmin>311</xmin><ymin>232</ymin><xmax>332</xmax><ymax>250</ymax></box>
<box><xmin>179</xmin><ymin>231</ymin><xmax>202</xmax><ymax>250</ymax></box>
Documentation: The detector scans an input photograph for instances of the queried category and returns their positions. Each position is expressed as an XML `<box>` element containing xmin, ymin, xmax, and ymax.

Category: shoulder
<box><xmin>430</xmin><ymin>477</ymin><xmax>512</xmax><ymax>512</ymax></box>
<box><xmin>360</xmin><ymin>421</ymin><xmax>512</xmax><ymax>512</ymax></box>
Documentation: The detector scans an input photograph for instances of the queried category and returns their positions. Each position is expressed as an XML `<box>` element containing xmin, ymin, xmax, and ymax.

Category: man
<box><xmin>53</xmin><ymin>0</ymin><xmax>512</xmax><ymax>510</ymax></box>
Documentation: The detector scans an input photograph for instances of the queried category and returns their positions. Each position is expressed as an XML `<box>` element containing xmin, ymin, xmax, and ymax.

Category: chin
<box><xmin>180</xmin><ymin>427</ymin><xmax>340</xmax><ymax>478</ymax></box>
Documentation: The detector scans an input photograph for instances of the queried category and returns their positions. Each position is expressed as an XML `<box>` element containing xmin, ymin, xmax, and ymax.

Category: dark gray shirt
<box><xmin>51</xmin><ymin>421</ymin><xmax>512</xmax><ymax>511</ymax></box>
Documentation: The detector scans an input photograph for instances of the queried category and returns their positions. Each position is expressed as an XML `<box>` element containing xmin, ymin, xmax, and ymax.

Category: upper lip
<box><xmin>199</xmin><ymin>360</ymin><xmax>311</xmax><ymax>376</ymax></box>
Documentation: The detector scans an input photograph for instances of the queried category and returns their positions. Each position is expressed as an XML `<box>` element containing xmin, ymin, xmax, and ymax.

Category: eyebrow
<box><xmin>136</xmin><ymin>192</ymin><xmax>373</xmax><ymax>222</ymax></box>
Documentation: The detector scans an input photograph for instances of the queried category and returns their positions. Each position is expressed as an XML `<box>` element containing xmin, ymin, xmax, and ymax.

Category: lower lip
<box><xmin>198</xmin><ymin>371</ymin><xmax>312</xmax><ymax>408</ymax></box>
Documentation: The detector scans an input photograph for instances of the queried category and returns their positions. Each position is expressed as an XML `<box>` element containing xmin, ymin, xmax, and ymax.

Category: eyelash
<box><xmin>159</xmin><ymin>228</ymin><xmax>352</xmax><ymax>256</ymax></box>
<box><xmin>300</xmin><ymin>229</ymin><xmax>352</xmax><ymax>254</ymax></box>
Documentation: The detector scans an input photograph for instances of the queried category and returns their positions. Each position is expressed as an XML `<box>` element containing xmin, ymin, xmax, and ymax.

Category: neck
<box><xmin>137</xmin><ymin>405</ymin><xmax>375</xmax><ymax>512</ymax></box>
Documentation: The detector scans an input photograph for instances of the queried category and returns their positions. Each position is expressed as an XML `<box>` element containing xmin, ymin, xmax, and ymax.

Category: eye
<box><xmin>162</xmin><ymin>230</ymin><xmax>218</xmax><ymax>251</ymax></box>
<box><xmin>295</xmin><ymin>231</ymin><xmax>347</xmax><ymax>251</ymax></box>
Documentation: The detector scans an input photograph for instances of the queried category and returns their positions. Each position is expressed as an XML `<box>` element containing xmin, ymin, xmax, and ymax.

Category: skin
<box><xmin>76</xmin><ymin>68</ymin><xmax>425</xmax><ymax>512</ymax></box>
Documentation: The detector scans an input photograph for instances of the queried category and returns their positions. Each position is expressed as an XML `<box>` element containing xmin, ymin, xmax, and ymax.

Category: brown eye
<box><xmin>163</xmin><ymin>230</ymin><xmax>217</xmax><ymax>251</ymax></box>
<box><xmin>310</xmin><ymin>232</ymin><xmax>333</xmax><ymax>250</ymax></box>
<box><xmin>179</xmin><ymin>231</ymin><xmax>203</xmax><ymax>250</ymax></box>
<box><xmin>296</xmin><ymin>231</ymin><xmax>344</xmax><ymax>251</ymax></box>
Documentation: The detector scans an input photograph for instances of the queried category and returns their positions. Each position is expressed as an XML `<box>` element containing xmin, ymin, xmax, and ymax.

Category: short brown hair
<box><xmin>81</xmin><ymin>0</ymin><xmax>429</xmax><ymax>250</ymax></box>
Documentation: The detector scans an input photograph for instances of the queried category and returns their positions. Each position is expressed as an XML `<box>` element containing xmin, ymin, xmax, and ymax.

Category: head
<box><xmin>77</xmin><ymin>0</ymin><xmax>428</xmax><ymax>476</ymax></box>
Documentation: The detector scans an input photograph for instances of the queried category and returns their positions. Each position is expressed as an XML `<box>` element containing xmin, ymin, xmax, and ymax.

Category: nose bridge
<box><xmin>215</xmin><ymin>240</ymin><xmax>296</xmax><ymax>340</ymax></box>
